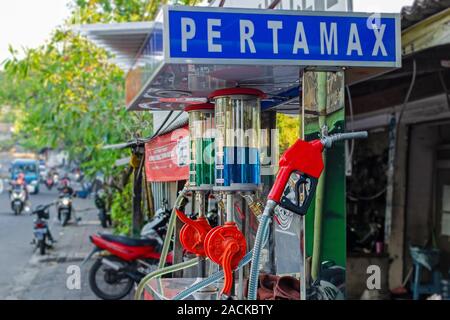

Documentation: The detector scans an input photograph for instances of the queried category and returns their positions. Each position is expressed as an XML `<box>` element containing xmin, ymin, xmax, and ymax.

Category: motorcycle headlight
<box><xmin>62</xmin><ymin>198</ymin><xmax>70</xmax><ymax>206</ymax></box>
<box><xmin>19</xmin><ymin>191</ymin><xmax>26</xmax><ymax>201</ymax></box>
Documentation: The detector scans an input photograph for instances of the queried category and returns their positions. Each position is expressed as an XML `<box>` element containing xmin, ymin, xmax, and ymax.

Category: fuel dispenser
<box><xmin>167</xmin><ymin>129</ymin><xmax>368</xmax><ymax>301</ymax></box>
<box><xmin>174</xmin><ymin>88</ymin><xmax>265</xmax><ymax>298</ymax></box>
<box><xmin>175</xmin><ymin>103</ymin><xmax>215</xmax><ymax>277</ymax></box>
<box><xmin>137</xmin><ymin>89</ymin><xmax>368</xmax><ymax>300</ymax></box>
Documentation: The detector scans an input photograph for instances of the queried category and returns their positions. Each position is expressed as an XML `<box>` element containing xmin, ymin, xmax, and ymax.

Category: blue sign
<box><xmin>164</xmin><ymin>6</ymin><xmax>401</xmax><ymax>68</ymax></box>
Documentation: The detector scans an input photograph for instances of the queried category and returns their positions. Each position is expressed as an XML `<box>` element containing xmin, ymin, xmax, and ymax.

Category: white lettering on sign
<box><xmin>372</xmin><ymin>24</ymin><xmax>388</xmax><ymax>56</ymax></box>
<box><xmin>181</xmin><ymin>17</ymin><xmax>196</xmax><ymax>52</ymax></box>
<box><xmin>176</xmin><ymin>16</ymin><xmax>393</xmax><ymax>61</ymax></box>
<box><xmin>207</xmin><ymin>18</ymin><xmax>222</xmax><ymax>52</ymax></box>
<box><xmin>292</xmin><ymin>21</ymin><xmax>309</xmax><ymax>54</ymax></box>
<box><xmin>240</xmin><ymin>20</ymin><xmax>256</xmax><ymax>53</ymax></box>
<box><xmin>320</xmin><ymin>22</ymin><xmax>338</xmax><ymax>55</ymax></box>
<box><xmin>267</xmin><ymin>20</ymin><xmax>283</xmax><ymax>54</ymax></box>
<box><xmin>347</xmin><ymin>23</ymin><xmax>362</xmax><ymax>56</ymax></box>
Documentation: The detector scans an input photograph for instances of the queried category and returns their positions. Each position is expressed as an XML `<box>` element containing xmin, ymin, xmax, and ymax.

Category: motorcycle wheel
<box><xmin>88</xmin><ymin>258</ymin><xmax>134</xmax><ymax>300</ymax></box>
<box><xmin>39</xmin><ymin>237</ymin><xmax>46</xmax><ymax>255</ymax></box>
<box><xmin>61</xmin><ymin>211</ymin><xmax>69</xmax><ymax>227</ymax></box>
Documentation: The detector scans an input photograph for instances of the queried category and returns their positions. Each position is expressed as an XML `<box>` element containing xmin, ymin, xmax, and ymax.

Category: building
<box><xmin>346</xmin><ymin>0</ymin><xmax>450</xmax><ymax>297</ymax></box>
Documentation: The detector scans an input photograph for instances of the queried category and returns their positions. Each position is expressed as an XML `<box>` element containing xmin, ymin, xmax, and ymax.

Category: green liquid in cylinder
<box><xmin>190</xmin><ymin>138</ymin><xmax>215</xmax><ymax>187</ymax></box>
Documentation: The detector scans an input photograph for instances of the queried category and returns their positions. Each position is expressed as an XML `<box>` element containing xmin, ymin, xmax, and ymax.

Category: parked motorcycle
<box><xmin>32</xmin><ymin>203</ymin><xmax>55</xmax><ymax>255</ymax></box>
<box><xmin>83</xmin><ymin>201</ymin><xmax>174</xmax><ymax>300</ymax></box>
<box><xmin>94</xmin><ymin>189</ymin><xmax>111</xmax><ymax>228</ymax></box>
<box><xmin>10</xmin><ymin>184</ymin><xmax>28</xmax><ymax>215</ymax></box>
<box><xmin>57</xmin><ymin>193</ymin><xmax>73</xmax><ymax>226</ymax></box>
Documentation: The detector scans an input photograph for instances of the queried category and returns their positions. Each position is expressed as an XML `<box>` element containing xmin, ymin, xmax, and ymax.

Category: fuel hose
<box><xmin>135</xmin><ymin>188</ymin><xmax>190</xmax><ymax>299</ymax></box>
<box><xmin>158</xmin><ymin>187</ymin><xmax>188</xmax><ymax>270</ymax></box>
<box><xmin>134</xmin><ymin>257</ymin><xmax>200</xmax><ymax>300</ymax></box>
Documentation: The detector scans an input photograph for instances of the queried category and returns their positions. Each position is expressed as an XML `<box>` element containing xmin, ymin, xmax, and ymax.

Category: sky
<box><xmin>0</xmin><ymin>0</ymin><xmax>415</xmax><ymax>65</ymax></box>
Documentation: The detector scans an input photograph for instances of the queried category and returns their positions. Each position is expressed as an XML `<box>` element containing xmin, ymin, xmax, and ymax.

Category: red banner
<box><xmin>145</xmin><ymin>126</ymin><xmax>189</xmax><ymax>182</ymax></box>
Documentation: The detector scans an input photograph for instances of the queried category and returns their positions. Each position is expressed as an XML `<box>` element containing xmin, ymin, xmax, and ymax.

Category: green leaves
<box><xmin>0</xmin><ymin>0</ymin><xmax>195</xmax><ymax>233</ymax></box>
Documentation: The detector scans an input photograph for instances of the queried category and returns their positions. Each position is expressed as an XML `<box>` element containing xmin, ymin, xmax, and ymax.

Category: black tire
<box><xmin>88</xmin><ymin>258</ymin><xmax>134</xmax><ymax>300</ymax></box>
<box><xmin>39</xmin><ymin>238</ymin><xmax>46</xmax><ymax>255</ymax></box>
<box><xmin>61</xmin><ymin>211</ymin><xmax>69</xmax><ymax>227</ymax></box>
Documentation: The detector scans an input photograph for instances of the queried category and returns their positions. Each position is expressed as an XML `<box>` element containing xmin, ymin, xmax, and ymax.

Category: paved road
<box><xmin>0</xmin><ymin>183</ymin><xmax>114</xmax><ymax>300</ymax></box>
<box><xmin>0</xmin><ymin>186</ymin><xmax>57</xmax><ymax>298</ymax></box>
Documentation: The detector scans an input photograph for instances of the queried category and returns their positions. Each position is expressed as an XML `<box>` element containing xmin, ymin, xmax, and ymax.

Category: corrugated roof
<box><xmin>73</xmin><ymin>22</ymin><xmax>155</xmax><ymax>71</ymax></box>
<box><xmin>401</xmin><ymin>0</ymin><xmax>450</xmax><ymax>29</ymax></box>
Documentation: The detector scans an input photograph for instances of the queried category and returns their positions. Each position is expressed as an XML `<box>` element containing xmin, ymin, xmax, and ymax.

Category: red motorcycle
<box><xmin>83</xmin><ymin>204</ymin><xmax>173</xmax><ymax>300</ymax></box>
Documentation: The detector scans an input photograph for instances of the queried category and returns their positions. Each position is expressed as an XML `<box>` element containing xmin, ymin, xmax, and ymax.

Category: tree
<box><xmin>277</xmin><ymin>113</ymin><xmax>300</xmax><ymax>154</ymax></box>
<box><xmin>1</xmin><ymin>0</ymin><xmax>200</xmax><ymax>234</ymax></box>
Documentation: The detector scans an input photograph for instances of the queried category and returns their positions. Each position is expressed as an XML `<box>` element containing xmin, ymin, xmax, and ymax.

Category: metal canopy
<box><xmin>73</xmin><ymin>22</ymin><xmax>155</xmax><ymax>71</ymax></box>
<box><xmin>75</xmin><ymin>6</ymin><xmax>402</xmax><ymax>114</ymax></box>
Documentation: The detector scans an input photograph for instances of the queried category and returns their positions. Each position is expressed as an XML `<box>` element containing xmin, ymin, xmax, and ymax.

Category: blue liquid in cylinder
<box><xmin>221</xmin><ymin>147</ymin><xmax>260</xmax><ymax>186</ymax></box>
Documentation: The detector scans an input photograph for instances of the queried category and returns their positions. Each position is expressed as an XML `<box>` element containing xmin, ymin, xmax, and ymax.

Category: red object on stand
<box><xmin>204</xmin><ymin>222</ymin><xmax>247</xmax><ymax>297</ymax></box>
<box><xmin>176</xmin><ymin>209</ymin><xmax>212</xmax><ymax>257</ymax></box>
<box><xmin>145</xmin><ymin>126</ymin><xmax>189</xmax><ymax>182</ymax></box>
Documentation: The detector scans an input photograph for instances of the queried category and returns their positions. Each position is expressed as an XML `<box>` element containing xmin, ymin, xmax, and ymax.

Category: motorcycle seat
<box><xmin>99</xmin><ymin>233</ymin><xmax>158</xmax><ymax>247</ymax></box>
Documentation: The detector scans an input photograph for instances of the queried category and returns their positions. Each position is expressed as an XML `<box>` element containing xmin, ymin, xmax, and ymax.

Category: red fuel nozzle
<box><xmin>204</xmin><ymin>222</ymin><xmax>247</xmax><ymax>297</ymax></box>
<box><xmin>176</xmin><ymin>209</ymin><xmax>212</xmax><ymax>257</ymax></box>
<box><xmin>268</xmin><ymin>131</ymin><xmax>368</xmax><ymax>216</ymax></box>
<box><xmin>268</xmin><ymin>139</ymin><xmax>324</xmax><ymax>204</ymax></box>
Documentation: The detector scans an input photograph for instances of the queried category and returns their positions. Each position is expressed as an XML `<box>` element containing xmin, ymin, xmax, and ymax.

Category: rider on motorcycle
<box><xmin>12</xmin><ymin>173</ymin><xmax>29</xmax><ymax>201</ymax></box>
<box><xmin>58</xmin><ymin>177</ymin><xmax>74</xmax><ymax>196</ymax></box>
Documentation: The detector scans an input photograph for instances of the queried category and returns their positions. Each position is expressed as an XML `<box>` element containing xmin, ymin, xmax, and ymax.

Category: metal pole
<box><xmin>311</xmin><ymin>72</ymin><xmax>327</xmax><ymax>281</ymax></box>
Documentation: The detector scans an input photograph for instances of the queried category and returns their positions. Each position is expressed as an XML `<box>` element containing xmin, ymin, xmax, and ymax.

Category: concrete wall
<box><xmin>405</xmin><ymin>124</ymin><xmax>440</xmax><ymax>248</ymax></box>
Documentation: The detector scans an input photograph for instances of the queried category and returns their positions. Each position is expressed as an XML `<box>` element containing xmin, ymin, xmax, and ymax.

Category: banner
<box><xmin>145</xmin><ymin>126</ymin><xmax>190</xmax><ymax>182</ymax></box>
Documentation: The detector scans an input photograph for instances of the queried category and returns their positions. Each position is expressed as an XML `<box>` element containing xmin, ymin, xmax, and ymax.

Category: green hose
<box><xmin>135</xmin><ymin>258</ymin><xmax>200</xmax><ymax>300</ymax></box>
<box><xmin>135</xmin><ymin>188</ymin><xmax>197</xmax><ymax>300</ymax></box>
<box><xmin>311</xmin><ymin>72</ymin><xmax>327</xmax><ymax>281</ymax></box>
<box><xmin>158</xmin><ymin>188</ymin><xmax>187</xmax><ymax>270</ymax></box>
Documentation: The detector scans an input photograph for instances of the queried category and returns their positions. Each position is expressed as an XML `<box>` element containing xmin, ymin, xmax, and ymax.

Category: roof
<box><xmin>401</xmin><ymin>0</ymin><xmax>450</xmax><ymax>29</ymax></box>
<box><xmin>12</xmin><ymin>159</ymin><xmax>38</xmax><ymax>164</ymax></box>
<box><xmin>72</xmin><ymin>22</ymin><xmax>155</xmax><ymax>71</ymax></box>
<box><xmin>154</xmin><ymin>112</ymin><xmax>189</xmax><ymax>137</ymax></box>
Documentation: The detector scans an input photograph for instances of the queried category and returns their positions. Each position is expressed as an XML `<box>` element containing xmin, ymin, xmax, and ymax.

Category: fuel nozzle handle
<box><xmin>321</xmin><ymin>131</ymin><xmax>368</xmax><ymax>148</ymax></box>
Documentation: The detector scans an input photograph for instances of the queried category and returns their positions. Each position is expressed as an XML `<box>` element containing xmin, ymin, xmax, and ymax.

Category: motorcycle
<box><xmin>57</xmin><ymin>193</ymin><xmax>73</xmax><ymax>226</ymax></box>
<box><xmin>32</xmin><ymin>203</ymin><xmax>54</xmax><ymax>255</ymax></box>
<box><xmin>53</xmin><ymin>173</ymin><xmax>59</xmax><ymax>185</ymax></box>
<box><xmin>95</xmin><ymin>189</ymin><xmax>111</xmax><ymax>228</ymax></box>
<box><xmin>45</xmin><ymin>176</ymin><xmax>54</xmax><ymax>190</ymax></box>
<box><xmin>10</xmin><ymin>184</ymin><xmax>28</xmax><ymax>215</ymax></box>
<box><xmin>83</xmin><ymin>201</ymin><xmax>174</xmax><ymax>300</ymax></box>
